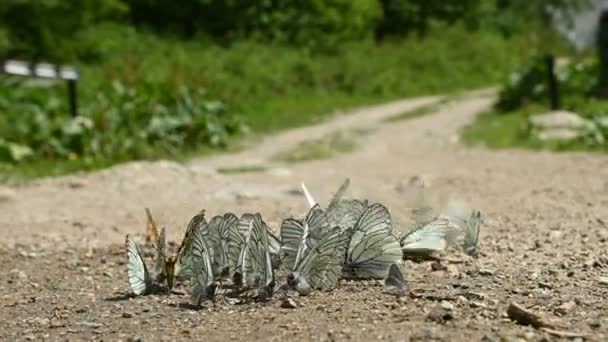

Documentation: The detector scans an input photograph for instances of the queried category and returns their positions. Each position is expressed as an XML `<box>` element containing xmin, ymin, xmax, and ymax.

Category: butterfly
<box><xmin>462</xmin><ymin>210</ymin><xmax>481</xmax><ymax>257</ymax></box>
<box><xmin>400</xmin><ymin>216</ymin><xmax>461</xmax><ymax>261</ymax></box>
<box><xmin>125</xmin><ymin>234</ymin><xmax>153</xmax><ymax>295</ymax></box>
<box><xmin>153</xmin><ymin>209</ymin><xmax>205</xmax><ymax>290</ymax></box>
<box><xmin>232</xmin><ymin>214</ymin><xmax>275</xmax><ymax>299</ymax></box>
<box><xmin>280</xmin><ymin>204</ymin><xmax>332</xmax><ymax>270</ymax></box>
<box><xmin>343</xmin><ymin>203</ymin><xmax>403</xmax><ymax>279</ymax></box>
<box><xmin>287</xmin><ymin>225</ymin><xmax>350</xmax><ymax>295</ymax></box>
<box><xmin>301</xmin><ymin>178</ymin><xmax>368</xmax><ymax>234</ymax></box>
<box><xmin>383</xmin><ymin>263</ymin><xmax>406</xmax><ymax>296</ymax></box>
<box><xmin>190</xmin><ymin>221</ymin><xmax>218</xmax><ymax>306</ymax></box>
<box><xmin>144</xmin><ymin>208</ymin><xmax>160</xmax><ymax>244</ymax></box>
<box><xmin>208</xmin><ymin>213</ymin><xmax>239</xmax><ymax>279</ymax></box>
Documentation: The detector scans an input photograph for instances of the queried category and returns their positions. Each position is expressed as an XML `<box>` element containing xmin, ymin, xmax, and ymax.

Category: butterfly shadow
<box><xmin>104</xmin><ymin>292</ymin><xmax>137</xmax><ymax>302</ymax></box>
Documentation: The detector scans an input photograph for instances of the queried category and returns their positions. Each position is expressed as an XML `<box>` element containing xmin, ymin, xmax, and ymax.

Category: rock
<box><xmin>549</xmin><ymin>230</ymin><xmax>563</xmax><ymax>240</ymax></box>
<box><xmin>122</xmin><ymin>312</ymin><xmax>133</xmax><ymax>318</ymax></box>
<box><xmin>536</xmin><ymin>128</ymin><xmax>580</xmax><ymax>142</ymax></box>
<box><xmin>280</xmin><ymin>298</ymin><xmax>298</xmax><ymax>309</ymax></box>
<box><xmin>49</xmin><ymin>319</ymin><xmax>65</xmax><ymax>328</ymax></box>
<box><xmin>529</xmin><ymin>110</ymin><xmax>590</xmax><ymax>130</ymax></box>
<box><xmin>555</xmin><ymin>301</ymin><xmax>577</xmax><ymax>315</ymax></box>
<box><xmin>0</xmin><ymin>187</ymin><xmax>16</xmax><ymax>202</ymax></box>
<box><xmin>427</xmin><ymin>306</ymin><xmax>453</xmax><ymax>323</ymax></box>
<box><xmin>598</xmin><ymin>277</ymin><xmax>608</xmax><ymax>286</ymax></box>
<box><xmin>440</xmin><ymin>300</ymin><xmax>454</xmax><ymax>311</ymax></box>
<box><xmin>479</xmin><ymin>269</ymin><xmax>495</xmax><ymax>276</ymax></box>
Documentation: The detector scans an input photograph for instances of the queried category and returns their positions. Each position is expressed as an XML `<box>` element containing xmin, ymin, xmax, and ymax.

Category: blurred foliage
<box><xmin>0</xmin><ymin>0</ymin><xmax>591</xmax><ymax>61</ymax></box>
<box><xmin>0</xmin><ymin>23</ymin><xmax>528</xmax><ymax>166</ymax></box>
<box><xmin>0</xmin><ymin>76</ymin><xmax>245</xmax><ymax>163</ymax></box>
<box><xmin>0</xmin><ymin>0</ymin><xmax>588</xmax><ymax>171</ymax></box>
<box><xmin>497</xmin><ymin>56</ymin><xmax>599</xmax><ymax>112</ymax></box>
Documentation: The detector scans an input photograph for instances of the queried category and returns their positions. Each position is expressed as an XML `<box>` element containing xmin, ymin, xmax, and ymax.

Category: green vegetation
<box><xmin>464</xmin><ymin>54</ymin><xmax>608</xmax><ymax>152</ymax></box>
<box><xmin>216</xmin><ymin>165</ymin><xmax>268</xmax><ymax>175</ymax></box>
<box><xmin>272</xmin><ymin>129</ymin><xmax>369</xmax><ymax>163</ymax></box>
<box><xmin>0</xmin><ymin>1</ymin><xmax>587</xmax><ymax>179</ymax></box>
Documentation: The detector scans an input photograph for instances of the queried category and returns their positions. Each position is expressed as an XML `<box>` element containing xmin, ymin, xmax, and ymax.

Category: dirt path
<box><xmin>1</xmin><ymin>90</ymin><xmax>608</xmax><ymax>341</ymax></box>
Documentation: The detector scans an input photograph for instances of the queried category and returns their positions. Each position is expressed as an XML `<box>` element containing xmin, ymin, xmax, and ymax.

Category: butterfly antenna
<box><xmin>301</xmin><ymin>182</ymin><xmax>316</xmax><ymax>209</ymax></box>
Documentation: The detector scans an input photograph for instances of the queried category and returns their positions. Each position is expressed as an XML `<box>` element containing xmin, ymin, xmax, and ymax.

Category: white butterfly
<box><xmin>343</xmin><ymin>203</ymin><xmax>402</xmax><ymax>279</ymax></box>
<box><xmin>463</xmin><ymin>210</ymin><xmax>481</xmax><ymax>257</ymax></box>
<box><xmin>301</xmin><ymin>178</ymin><xmax>367</xmax><ymax>234</ymax></box>
<box><xmin>231</xmin><ymin>214</ymin><xmax>276</xmax><ymax>300</ymax></box>
<box><xmin>287</xmin><ymin>225</ymin><xmax>350</xmax><ymax>295</ymax></box>
<box><xmin>125</xmin><ymin>234</ymin><xmax>153</xmax><ymax>295</ymax></box>
<box><xmin>191</xmin><ymin>221</ymin><xmax>217</xmax><ymax>306</ymax></box>
<box><xmin>208</xmin><ymin>213</ymin><xmax>239</xmax><ymax>279</ymax></box>
<box><xmin>280</xmin><ymin>204</ymin><xmax>332</xmax><ymax>270</ymax></box>
<box><xmin>400</xmin><ymin>216</ymin><xmax>461</xmax><ymax>260</ymax></box>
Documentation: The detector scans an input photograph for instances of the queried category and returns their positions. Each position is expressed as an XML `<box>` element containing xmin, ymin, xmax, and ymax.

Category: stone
<box><xmin>529</xmin><ymin>110</ymin><xmax>589</xmax><ymax>130</ymax></box>
<box><xmin>555</xmin><ymin>301</ymin><xmax>577</xmax><ymax>315</ymax></box>
<box><xmin>536</xmin><ymin>128</ymin><xmax>580</xmax><ymax>142</ymax></box>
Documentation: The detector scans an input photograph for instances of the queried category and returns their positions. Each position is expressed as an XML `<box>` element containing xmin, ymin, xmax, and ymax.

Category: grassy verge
<box><xmin>272</xmin><ymin>129</ymin><xmax>370</xmax><ymax>163</ymax></box>
<box><xmin>1</xmin><ymin>23</ymin><xmax>537</xmax><ymax>181</ymax></box>
<box><xmin>461</xmin><ymin>105</ymin><xmax>605</xmax><ymax>152</ymax></box>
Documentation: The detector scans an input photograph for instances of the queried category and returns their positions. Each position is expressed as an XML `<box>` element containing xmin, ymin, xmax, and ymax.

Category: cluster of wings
<box><xmin>125</xmin><ymin>178</ymin><xmax>481</xmax><ymax>305</ymax></box>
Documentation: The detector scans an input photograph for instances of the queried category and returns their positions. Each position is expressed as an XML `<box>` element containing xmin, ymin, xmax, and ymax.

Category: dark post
<box><xmin>597</xmin><ymin>10</ymin><xmax>608</xmax><ymax>98</ymax></box>
<box><xmin>67</xmin><ymin>79</ymin><xmax>78</xmax><ymax>117</ymax></box>
<box><xmin>545</xmin><ymin>54</ymin><xmax>560</xmax><ymax>110</ymax></box>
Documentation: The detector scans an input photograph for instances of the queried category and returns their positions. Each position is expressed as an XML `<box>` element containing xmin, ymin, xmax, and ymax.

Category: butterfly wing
<box><xmin>344</xmin><ymin>203</ymin><xmax>402</xmax><ymax>279</ymax></box>
<box><xmin>215</xmin><ymin>212</ymin><xmax>239</xmax><ymax>278</ymax></box>
<box><xmin>301</xmin><ymin>182</ymin><xmax>317</xmax><ymax>209</ymax></box>
<box><xmin>384</xmin><ymin>263</ymin><xmax>406</xmax><ymax>294</ymax></box>
<box><xmin>326</xmin><ymin>199</ymin><xmax>368</xmax><ymax>234</ymax></box>
<box><xmin>126</xmin><ymin>235</ymin><xmax>151</xmax><ymax>295</ymax></box>
<box><xmin>258</xmin><ymin>215</ymin><xmax>275</xmax><ymax>299</ymax></box>
<box><xmin>191</xmin><ymin>225</ymin><xmax>216</xmax><ymax>305</ymax></box>
<box><xmin>280</xmin><ymin>218</ymin><xmax>305</xmax><ymax>270</ymax></box>
<box><xmin>291</xmin><ymin>226</ymin><xmax>349</xmax><ymax>293</ymax></box>
<box><xmin>401</xmin><ymin>217</ymin><xmax>461</xmax><ymax>258</ymax></box>
<box><xmin>463</xmin><ymin>210</ymin><xmax>481</xmax><ymax>256</ymax></box>
<box><xmin>263</xmin><ymin>220</ymin><xmax>282</xmax><ymax>270</ymax></box>
<box><xmin>153</xmin><ymin>226</ymin><xmax>167</xmax><ymax>282</ymax></box>
<box><xmin>175</xmin><ymin>210</ymin><xmax>206</xmax><ymax>280</ymax></box>
<box><xmin>327</xmin><ymin>178</ymin><xmax>351</xmax><ymax>209</ymax></box>
<box><xmin>145</xmin><ymin>208</ymin><xmax>160</xmax><ymax>243</ymax></box>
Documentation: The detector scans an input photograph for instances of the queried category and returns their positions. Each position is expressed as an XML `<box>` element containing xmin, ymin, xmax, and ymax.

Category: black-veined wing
<box><xmin>263</xmin><ymin>221</ymin><xmax>282</xmax><ymax>270</ymax></box>
<box><xmin>280</xmin><ymin>204</ymin><xmax>331</xmax><ymax>270</ymax></box>
<box><xmin>326</xmin><ymin>199</ymin><xmax>368</xmax><ymax>234</ymax></box>
<box><xmin>288</xmin><ymin>226</ymin><xmax>349</xmax><ymax>295</ymax></box>
<box><xmin>191</xmin><ymin>224</ymin><xmax>217</xmax><ymax>306</ymax></box>
<box><xmin>126</xmin><ymin>234</ymin><xmax>152</xmax><ymax>295</ymax></box>
<box><xmin>258</xmin><ymin>215</ymin><xmax>276</xmax><ymax>300</ymax></box>
<box><xmin>212</xmin><ymin>212</ymin><xmax>239</xmax><ymax>279</ymax></box>
<box><xmin>343</xmin><ymin>203</ymin><xmax>402</xmax><ymax>279</ymax></box>
<box><xmin>280</xmin><ymin>218</ymin><xmax>305</xmax><ymax>270</ymax></box>
<box><xmin>174</xmin><ymin>210</ymin><xmax>207</xmax><ymax>280</ymax></box>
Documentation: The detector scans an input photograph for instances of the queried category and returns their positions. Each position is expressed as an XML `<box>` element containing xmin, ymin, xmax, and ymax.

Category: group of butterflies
<box><xmin>125</xmin><ymin>178</ymin><xmax>481</xmax><ymax>306</ymax></box>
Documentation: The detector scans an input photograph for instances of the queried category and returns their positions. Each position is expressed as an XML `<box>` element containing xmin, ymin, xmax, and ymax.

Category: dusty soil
<box><xmin>1</xmin><ymin>89</ymin><xmax>608</xmax><ymax>341</ymax></box>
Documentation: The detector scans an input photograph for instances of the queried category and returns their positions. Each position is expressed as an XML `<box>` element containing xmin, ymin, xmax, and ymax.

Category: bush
<box><xmin>0</xmin><ymin>77</ymin><xmax>244</xmax><ymax>164</ymax></box>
